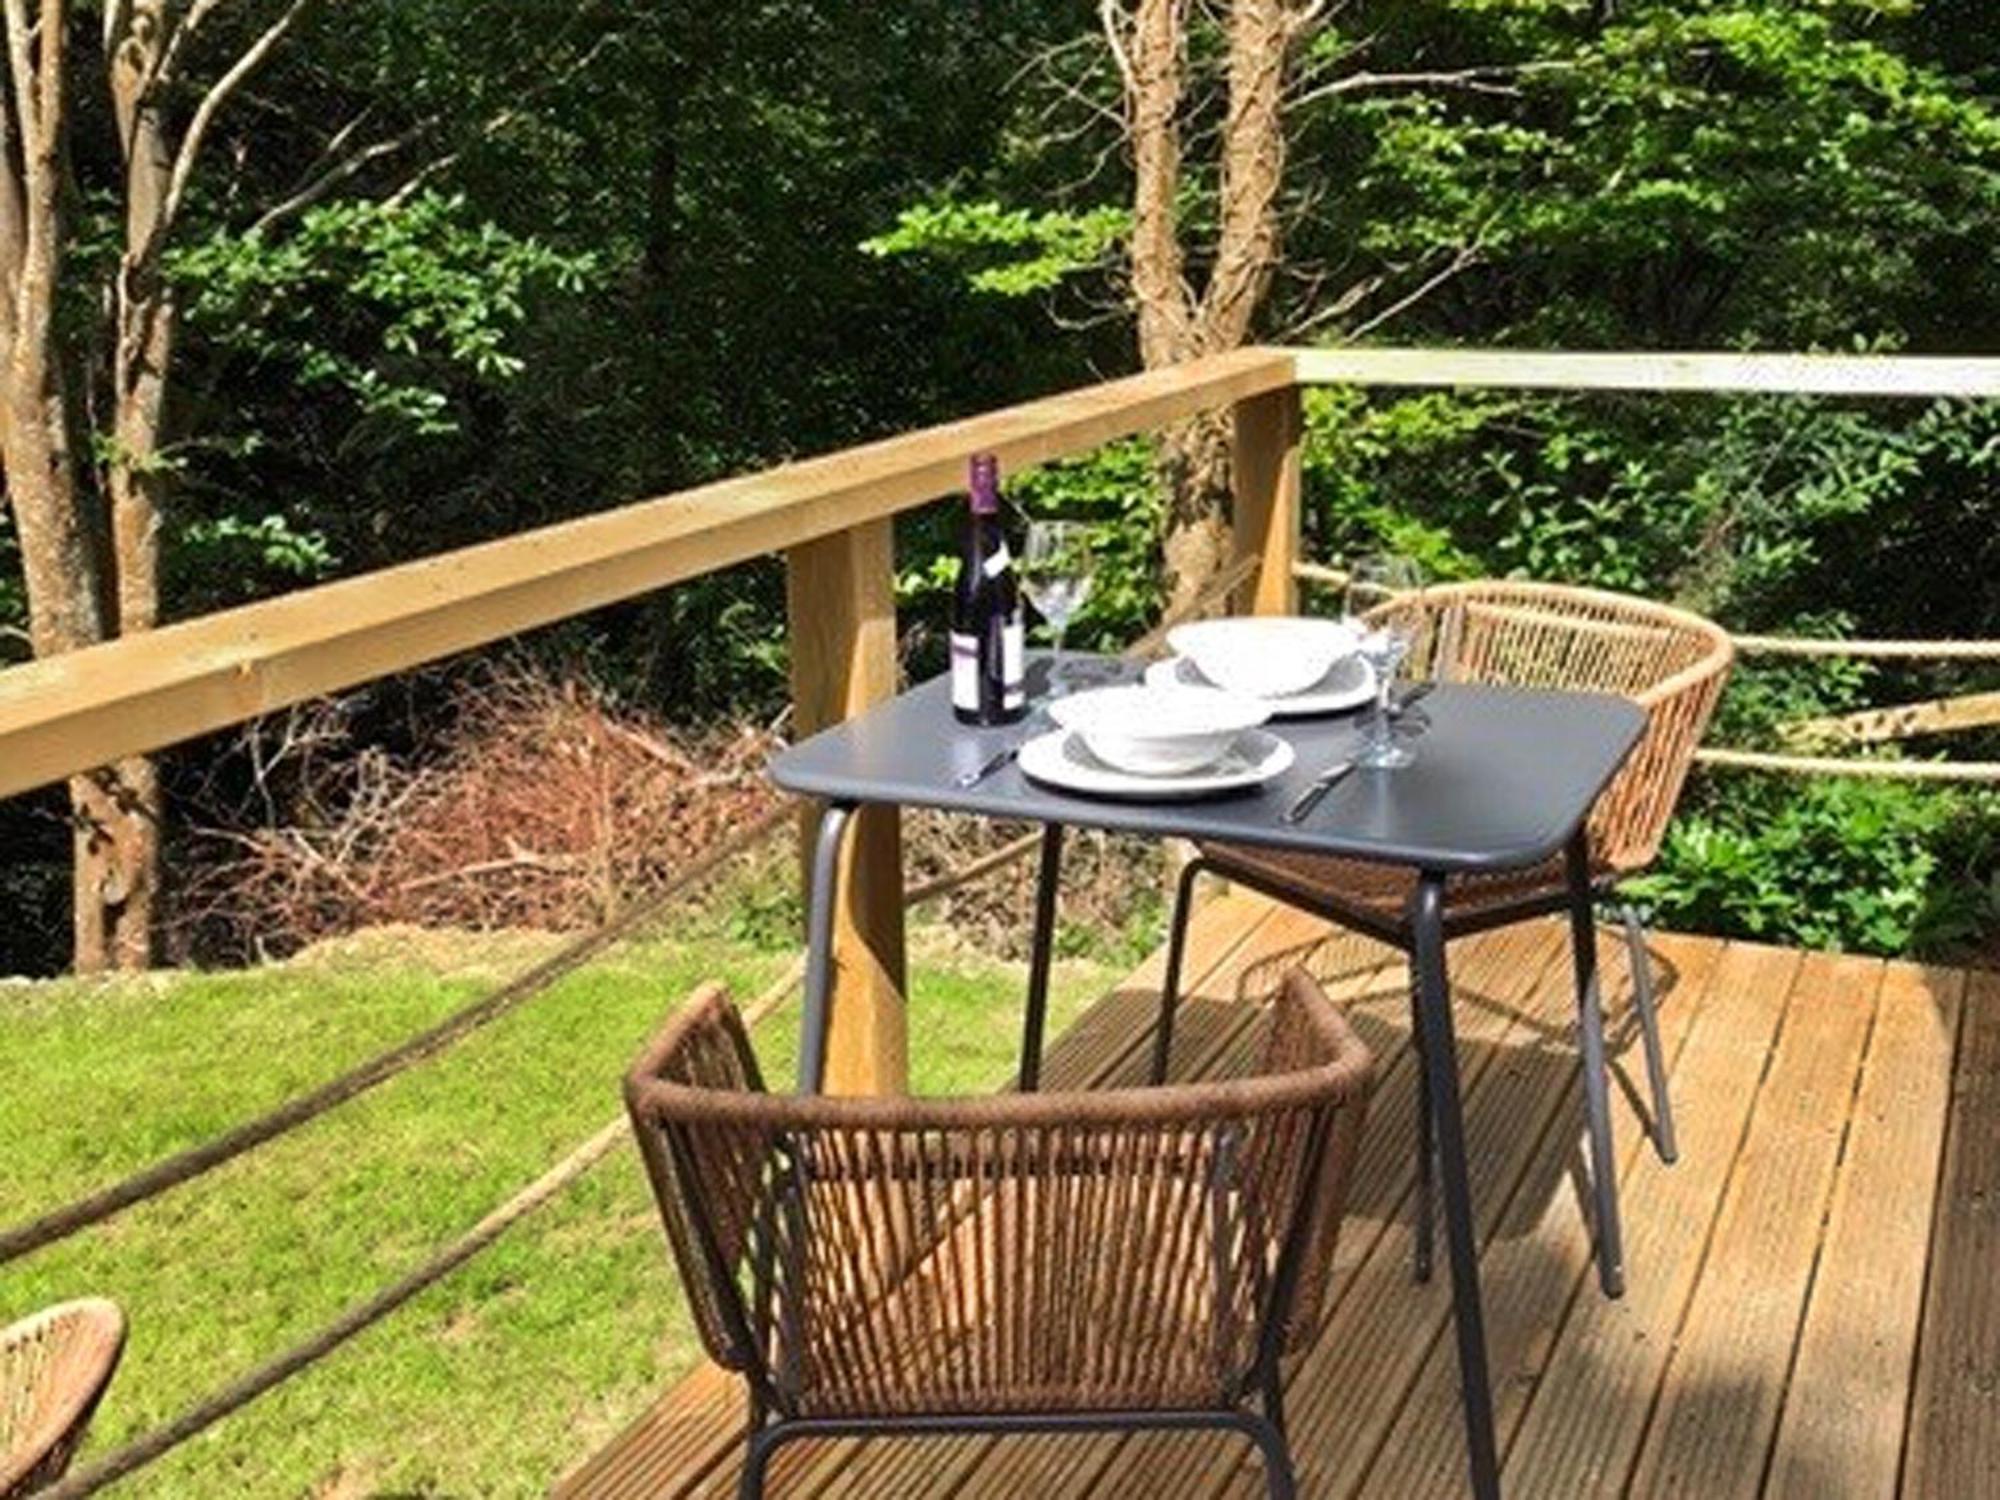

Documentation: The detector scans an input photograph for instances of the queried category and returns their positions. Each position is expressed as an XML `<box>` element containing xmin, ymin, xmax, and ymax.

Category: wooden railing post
<box><xmin>785</xmin><ymin>517</ymin><xmax>908</xmax><ymax>1094</ymax></box>
<box><xmin>1230</xmin><ymin>383</ymin><xmax>1303</xmax><ymax>616</ymax></box>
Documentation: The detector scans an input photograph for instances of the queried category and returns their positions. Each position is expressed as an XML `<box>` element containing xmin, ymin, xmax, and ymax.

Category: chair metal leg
<box><xmin>1241</xmin><ymin>1410</ymin><xmax>1299</xmax><ymax>1500</ymax></box>
<box><xmin>1409</xmin><ymin>968</ymin><xmax>1435</xmax><ymax>1283</ymax></box>
<box><xmin>1262</xmin><ymin>1366</ymin><xmax>1289</xmax><ymax>1443</ymax></box>
<box><xmin>1621</xmin><ymin>903</ymin><xmax>1679</xmax><ymax>1164</ymax></box>
<box><xmin>738</xmin><ymin>1423</ymin><xmax>784</xmax><ymax>1500</ymax></box>
<box><xmin>1020</xmin><ymin>823</ymin><xmax>1065</xmax><ymax>1092</ymax></box>
<box><xmin>1152</xmin><ymin>856</ymin><xmax>1206</xmax><ymax>1085</ymax></box>
<box><xmin>1566</xmin><ymin>835</ymin><xmax>1626</xmax><ymax>1300</ymax></box>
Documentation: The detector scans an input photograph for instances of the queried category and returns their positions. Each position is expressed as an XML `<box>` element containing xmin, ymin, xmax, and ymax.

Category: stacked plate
<box><xmin>1148</xmin><ymin>617</ymin><xmax>1375</xmax><ymax>715</ymax></box>
<box><xmin>1016</xmin><ymin>617</ymin><xmax>1373</xmax><ymax>799</ymax></box>
<box><xmin>1020</xmin><ymin>685</ymin><xmax>1292</xmax><ymax>799</ymax></box>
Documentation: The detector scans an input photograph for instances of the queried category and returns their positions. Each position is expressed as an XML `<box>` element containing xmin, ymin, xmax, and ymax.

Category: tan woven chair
<box><xmin>1</xmin><ymin>1299</ymin><xmax>126</xmax><ymax>1499</ymax></box>
<box><xmin>627</xmin><ymin>974</ymin><xmax>1374</xmax><ymax>1499</ymax></box>
<box><xmin>1154</xmin><ymin>581</ymin><xmax>1732</xmax><ymax>1290</ymax></box>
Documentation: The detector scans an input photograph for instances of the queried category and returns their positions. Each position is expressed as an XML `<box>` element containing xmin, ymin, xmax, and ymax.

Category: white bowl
<box><xmin>1046</xmin><ymin>685</ymin><xmax>1270</xmax><ymax>776</ymax></box>
<box><xmin>1167</xmin><ymin>616</ymin><xmax>1361</xmax><ymax>700</ymax></box>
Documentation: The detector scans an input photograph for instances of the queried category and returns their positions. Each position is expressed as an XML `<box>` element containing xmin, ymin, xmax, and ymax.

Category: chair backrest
<box><xmin>625</xmin><ymin>973</ymin><xmax>1374</xmax><ymax>1419</ymax></box>
<box><xmin>1380</xmin><ymin>580</ymin><xmax>1734</xmax><ymax>871</ymax></box>
<box><xmin>1</xmin><ymin>1298</ymin><xmax>126</xmax><ymax>1500</ymax></box>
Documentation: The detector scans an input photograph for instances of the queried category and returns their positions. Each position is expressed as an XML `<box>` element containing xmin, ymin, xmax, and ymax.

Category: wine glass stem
<box><xmin>1050</xmin><ymin>624</ymin><xmax>1067</xmax><ymax>695</ymax></box>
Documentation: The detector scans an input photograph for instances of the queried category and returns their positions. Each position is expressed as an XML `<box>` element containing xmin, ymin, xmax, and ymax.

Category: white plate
<box><xmin>1145</xmin><ymin>654</ymin><xmax>1376</xmax><ymax>716</ymax></box>
<box><xmin>1045</xmin><ymin>683</ymin><xmax>1269</xmax><ymax>775</ymax></box>
<box><xmin>1018</xmin><ymin>727</ymin><xmax>1294</xmax><ymax>800</ymax></box>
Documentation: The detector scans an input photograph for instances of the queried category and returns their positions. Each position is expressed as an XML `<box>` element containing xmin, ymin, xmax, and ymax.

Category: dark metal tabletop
<box><xmin>769</xmin><ymin>656</ymin><xmax>1645</xmax><ymax>874</ymax></box>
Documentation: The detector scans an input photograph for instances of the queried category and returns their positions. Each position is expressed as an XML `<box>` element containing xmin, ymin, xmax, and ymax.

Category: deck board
<box><xmin>553</xmin><ymin>908</ymin><xmax>2000</xmax><ymax>1500</ymax></box>
<box><xmin>1904</xmin><ymin>968</ymin><xmax>2000</xmax><ymax>1499</ymax></box>
<box><xmin>1765</xmin><ymin>963</ymin><xmax>1963</xmax><ymax>1500</ymax></box>
<box><xmin>1624</xmin><ymin>951</ymin><xmax>1881</xmax><ymax>1498</ymax></box>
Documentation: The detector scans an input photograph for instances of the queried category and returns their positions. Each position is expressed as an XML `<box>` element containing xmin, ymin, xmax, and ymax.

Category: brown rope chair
<box><xmin>1154</xmin><ymin>581</ymin><xmax>1732</xmax><ymax>1292</ymax></box>
<box><xmin>627</xmin><ymin>975</ymin><xmax>1374</xmax><ymax>1499</ymax></box>
<box><xmin>1</xmin><ymin>1299</ymin><xmax>126</xmax><ymax>1499</ymax></box>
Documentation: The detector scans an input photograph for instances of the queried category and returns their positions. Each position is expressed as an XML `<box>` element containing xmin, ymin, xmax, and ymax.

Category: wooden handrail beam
<box><xmin>1291</xmin><ymin>347</ymin><xmax>2000</xmax><ymax>399</ymax></box>
<box><xmin>0</xmin><ymin>348</ymin><xmax>1296</xmax><ymax>799</ymax></box>
<box><xmin>6</xmin><ymin>343</ymin><xmax>1999</xmax><ymax>801</ymax></box>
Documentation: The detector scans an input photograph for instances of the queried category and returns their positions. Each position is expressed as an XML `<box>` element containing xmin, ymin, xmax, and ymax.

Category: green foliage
<box><xmin>176</xmin><ymin>193</ymin><xmax>597</xmax><ymax>441</ymax></box>
<box><xmin>863</xmin><ymin>200</ymin><xmax>1130</xmax><ymax>296</ymax></box>
<box><xmin>1628</xmin><ymin>775</ymin><xmax>2000</xmax><ymax>956</ymax></box>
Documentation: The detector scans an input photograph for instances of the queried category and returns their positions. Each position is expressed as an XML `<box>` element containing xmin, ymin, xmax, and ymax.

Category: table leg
<box><xmin>1019</xmin><ymin>822</ymin><xmax>1065</xmax><ymax>1091</ymax></box>
<box><xmin>1412</xmin><ymin>873</ymin><xmax>1502</xmax><ymax>1500</ymax></box>
<box><xmin>1566</xmin><ymin>830</ymin><xmax>1627</xmax><ymax>1298</ymax></box>
<box><xmin>798</xmin><ymin>802</ymin><xmax>857</xmax><ymax>1094</ymax></box>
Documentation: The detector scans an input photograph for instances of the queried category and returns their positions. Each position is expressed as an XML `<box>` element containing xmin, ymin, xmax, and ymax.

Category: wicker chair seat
<box><xmin>1</xmin><ymin>1299</ymin><xmax>126</xmax><ymax>1500</ymax></box>
<box><xmin>1196</xmin><ymin>843</ymin><xmax>1615</xmax><ymax>938</ymax></box>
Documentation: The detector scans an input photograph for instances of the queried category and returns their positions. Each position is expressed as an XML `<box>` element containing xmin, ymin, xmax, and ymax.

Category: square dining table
<box><xmin>767</xmin><ymin>653</ymin><xmax>1645</xmax><ymax>1500</ymax></box>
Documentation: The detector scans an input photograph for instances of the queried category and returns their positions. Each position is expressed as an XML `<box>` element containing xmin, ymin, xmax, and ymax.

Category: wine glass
<box><xmin>1021</xmin><ymin>521</ymin><xmax>1097</xmax><ymax>696</ymax></box>
<box><xmin>1345</xmin><ymin>554</ymin><xmax>1425</xmax><ymax>770</ymax></box>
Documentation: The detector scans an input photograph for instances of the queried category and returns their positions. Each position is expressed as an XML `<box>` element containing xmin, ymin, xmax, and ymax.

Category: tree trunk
<box><xmin>1115</xmin><ymin>0</ymin><xmax>1297</xmax><ymax>617</ymax></box>
<box><xmin>67</xmin><ymin>0</ymin><xmax>186</xmax><ymax>970</ymax></box>
<box><xmin>1158</xmin><ymin>415</ymin><xmax>1233</xmax><ymax>615</ymax></box>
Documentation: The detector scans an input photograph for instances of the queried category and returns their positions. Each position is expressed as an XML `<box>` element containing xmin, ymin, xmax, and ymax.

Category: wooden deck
<box><xmin>554</xmin><ymin>893</ymin><xmax>1996</xmax><ymax>1499</ymax></box>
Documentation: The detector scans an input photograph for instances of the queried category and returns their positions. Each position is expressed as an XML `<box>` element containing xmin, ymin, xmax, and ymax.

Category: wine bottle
<box><xmin>950</xmin><ymin>453</ymin><xmax>1026</xmax><ymax>725</ymax></box>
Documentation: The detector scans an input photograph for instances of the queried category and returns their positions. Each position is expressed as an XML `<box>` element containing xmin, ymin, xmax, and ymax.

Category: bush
<box><xmin>1627</xmin><ymin>773</ymin><xmax>2000</xmax><ymax>958</ymax></box>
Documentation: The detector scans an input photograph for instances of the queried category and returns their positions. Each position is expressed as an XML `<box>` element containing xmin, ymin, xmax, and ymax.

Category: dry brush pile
<box><xmin>176</xmin><ymin>669</ymin><xmax>783</xmax><ymax>957</ymax></box>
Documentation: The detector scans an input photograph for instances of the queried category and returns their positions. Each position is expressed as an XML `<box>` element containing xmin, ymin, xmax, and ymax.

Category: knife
<box><xmin>954</xmin><ymin>741</ymin><xmax>1022</xmax><ymax>789</ymax></box>
<box><xmin>1283</xmin><ymin>757</ymin><xmax>1356</xmax><ymax>824</ymax></box>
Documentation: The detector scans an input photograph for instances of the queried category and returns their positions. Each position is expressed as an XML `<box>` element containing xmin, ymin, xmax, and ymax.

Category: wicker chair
<box><xmin>1</xmin><ymin>1299</ymin><xmax>126</xmax><ymax>1500</ymax></box>
<box><xmin>627</xmin><ymin>975</ymin><xmax>1375</xmax><ymax>1499</ymax></box>
<box><xmin>1154</xmin><ymin>581</ymin><xmax>1732</xmax><ymax>1290</ymax></box>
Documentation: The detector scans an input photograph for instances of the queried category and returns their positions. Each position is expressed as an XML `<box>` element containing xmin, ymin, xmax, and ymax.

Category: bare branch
<box><xmin>1290</xmin><ymin>58</ymin><xmax>1574</xmax><ymax>111</ymax></box>
<box><xmin>254</xmin><ymin>20</ymin><xmax>624</xmax><ymax>234</ymax></box>
<box><xmin>155</xmin><ymin>0</ymin><xmax>231</xmax><ymax>87</ymax></box>
<box><xmin>1345</xmin><ymin>244</ymin><xmax>1482</xmax><ymax>340</ymax></box>
<box><xmin>246</xmin><ymin>114</ymin><xmax>431</xmax><ymax>235</ymax></box>
<box><xmin>1098</xmin><ymin>0</ymin><xmax>1136</xmax><ymax>99</ymax></box>
<box><xmin>1281</xmin><ymin>268</ymin><xmax>1384</xmax><ymax>340</ymax></box>
<box><xmin>154</xmin><ymin>0</ymin><xmax>319</xmax><ymax>251</ymax></box>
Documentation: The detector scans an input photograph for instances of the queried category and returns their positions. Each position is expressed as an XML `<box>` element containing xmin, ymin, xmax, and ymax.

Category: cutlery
<box><xmin>955</xmin><ymin>740</ymin><xmax>1024</xmax><ymax>789</ymax></box>
<box><xmin>1283</xmin><ymin>758</ymin><xmax>1356</xmax><ymax>824</ymax></box>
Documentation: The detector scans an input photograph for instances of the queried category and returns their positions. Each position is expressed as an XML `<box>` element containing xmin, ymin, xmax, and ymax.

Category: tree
<box><xmin>0</xmin><ymin>1</ymin><xmax>596</xmax><ymax>969</ymax></box>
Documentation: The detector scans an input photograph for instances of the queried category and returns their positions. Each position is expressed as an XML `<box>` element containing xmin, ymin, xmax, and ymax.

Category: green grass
<box><xmin>0</xmin><ymin>927</ymin><xmax>1115</xmax><ymax>1496</ymax></box>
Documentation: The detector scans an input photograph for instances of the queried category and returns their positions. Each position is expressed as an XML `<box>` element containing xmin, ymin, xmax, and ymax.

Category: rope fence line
<box><xmin>1732</xmin><ymin>634</ymin><xmax>2000</xmax><ymax>660</ymax></box>
<box><xmin>34</xmin><ymin>888</ymin><xmax>954</xmax><ymax>1497</ymax></box>
<box><xmin>1692</xmin><ymin>747</ymin><xmax>2000</xmax><ymax>783</ymax></box>
<box><xmin>0</xmin><ymin>800</ymin><xmax>799</xmax><ymax>1268</ymax></box>
<box><xmin>2</xmin><ymin>565</ymin><xmax>1244</xmax><ymax>1272</ymax></box>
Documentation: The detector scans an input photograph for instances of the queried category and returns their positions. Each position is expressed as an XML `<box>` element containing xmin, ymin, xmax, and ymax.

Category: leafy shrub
<box><xmin>1628</xmin><ymin>774</ymin><xmax>2000</xmax><ymax>957</ymax></box>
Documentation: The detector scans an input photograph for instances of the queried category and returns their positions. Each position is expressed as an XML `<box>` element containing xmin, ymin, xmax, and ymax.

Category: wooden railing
<box><xmin>2</xmin><ymin>345</ymin><xmax>1997</xmax><ymax>1090</ymax></box>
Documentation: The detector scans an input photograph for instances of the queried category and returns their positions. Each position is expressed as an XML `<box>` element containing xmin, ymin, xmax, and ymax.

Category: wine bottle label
<box><xmin>1002</xmin><ymin>620</ymin><xmax>1025</xmax><ymax>709</ymax></box>
<box><xmin>949</xmin><ymin>631</ymin><xmax>980</xmax><ymax>711</ymax></box>
<box><xmin>983</xmin><ymin>544</ymin><xmax>1012</xmax><ymax>580</ymax></box>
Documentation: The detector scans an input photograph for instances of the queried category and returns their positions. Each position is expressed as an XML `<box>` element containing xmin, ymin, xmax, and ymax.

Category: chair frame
<box><xmin>627</xmin><ymin>980</ymin><xmax>1373</xmax><ymax>1500</ymax></box>
<box><xmin>1153</xmin><ymin>581</ymin><xmax>1733</xmax><ymax>1291</ymax></box>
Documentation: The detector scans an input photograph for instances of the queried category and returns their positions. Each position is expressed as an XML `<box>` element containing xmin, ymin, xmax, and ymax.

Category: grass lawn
<box><xmin>0</xmin><ymin>925</ymin><xmax>1117</xmax><ymax>1496</ymax></box>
